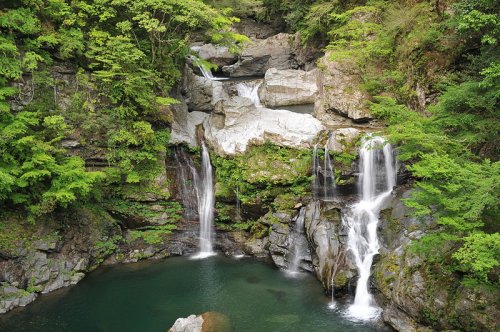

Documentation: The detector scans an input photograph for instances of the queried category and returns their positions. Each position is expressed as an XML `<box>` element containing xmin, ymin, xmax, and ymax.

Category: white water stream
<box><xmin>287</xmin><ymin>207</ymin><xmax>307</xmax><ymax>274</ymax></box>
<box><xmin>344</xmin><ymin>136</ymin><xmax>396</xmax><ymax>320</ymax></box>
<box><xmin>236</xmin><ymin>81</ymin><xmax>262</xmax><ymax>107</ymax></box>
<box><xmin>192</xmin><ymin>143</ymin><xmax>216</xmax><ymax>259</ymax></box>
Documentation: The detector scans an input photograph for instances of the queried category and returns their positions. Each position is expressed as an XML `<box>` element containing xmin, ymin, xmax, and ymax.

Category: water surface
<box><xmin>0</xmin><ymin>256</ymin><xmax>388</xmax><ymax>331</ymax></box>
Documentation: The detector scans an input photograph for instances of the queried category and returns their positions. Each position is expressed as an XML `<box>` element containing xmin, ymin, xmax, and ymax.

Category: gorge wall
<box><xmin>1</xmin><ymin>18</ymin><xmax>498</xmax><ymax>332</ymax></box>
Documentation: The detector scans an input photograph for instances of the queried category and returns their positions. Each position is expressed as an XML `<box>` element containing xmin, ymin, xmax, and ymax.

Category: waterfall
<box><xmin>192</xmin><ymin>143</ymin><xmax>216</xmax><ymax>259</ymax></box>
<box><xmin>344</xmin><ymin>136</ymin><xmax>396</xmax><ymax>320</ymax></box>
<box><xmin>323</xmin><ymin>145</ymin><xmax>335</xmax><ymax>201</ymax></box>
<box><xmin>236</xmin><ymin>81</ymin><xmax>262</xmax><ymax>107</ymax></box>
<box><xmin>311</xmin><ymin>142</ymin><xmax>336</xmax><ymax>201</ymax></box>
<box><xmin>172</xmin><ymin>147</ymin><xmax>199</xmax><ymax>221</ymax></box>
<box><xmin>287</xmin><ymin>207</ymin><xmax>307</xmax><ymax>274</ymax></box>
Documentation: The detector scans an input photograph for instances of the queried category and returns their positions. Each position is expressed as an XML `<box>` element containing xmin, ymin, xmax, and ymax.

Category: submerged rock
<box><xmin>168</xmin><ymin>312</ymin><xmax>230</xmax><ymax>332</ymax></box>
<box><xmin>259</xmin><ymin>68</ymin><xmax>318</xmax><ymax>107</ymax></box>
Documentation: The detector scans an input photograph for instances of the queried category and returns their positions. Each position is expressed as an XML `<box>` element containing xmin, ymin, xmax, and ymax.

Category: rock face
<box><xmin>169</xmin><ymin>97</ymin><xmax>209</xmax><ymax>148</ymax></box>
<box><xmin>326</xmin><ymin>127</ymin><xmax>361</xmax><ymax>153</ymax></box>
<box><xmin>182</xmin><ymin>67</ymin><xmax>228</xmax><ymax>112</ymax></box>
<box><xmin>222</xmin><ymin>33</ymin><xmax>295</xmax><ymax>77</ymax></box>
<box><xmin>374</xmin><ymin>189</ymin><xmax>500</xmax><ymax>331</ymax></box>
<box><xmin>315</xmin><ymin>51</ymin><xmax>373</xmax><ymax>123</ymax></box>
<box><xmin>304</xmin><ymin>201</ymin><xmax>354</xmax><ymax>291</ymax></box>
<box><xmin>259</xmin><ymin>68</ymin><xmax>318</xmax><ymax>107</ymax></box>
<box><xmin>203</xmin><ymin>96</ymin><xmax>325</xmax><ymax>155</ymax></box>
<box><xmin>190</xmin><ymin>43</ymin><xmax>237</xmax><ymax>68</ymax></box>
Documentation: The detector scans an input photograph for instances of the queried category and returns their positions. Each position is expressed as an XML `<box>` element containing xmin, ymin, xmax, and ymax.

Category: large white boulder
<box><xmin>169</xmin><ymin>99</ymin><xmax>209</xmax><ymax>147</ymax></box>
<box><xmin>259</xmin><ymin>68</ymin><xmax>318</xmax><ymax>107</ymax></box>
<box><xmin>203</xmin><ymin>96</ymin><xmax>325</xmax><ymax>155</ymax></box>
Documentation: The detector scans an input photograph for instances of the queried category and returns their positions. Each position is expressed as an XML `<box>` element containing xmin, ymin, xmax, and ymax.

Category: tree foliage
<box><xmin>0</xmin><ymin>0</ymin><xmax>244</xmax><ymax>217</ymax></box>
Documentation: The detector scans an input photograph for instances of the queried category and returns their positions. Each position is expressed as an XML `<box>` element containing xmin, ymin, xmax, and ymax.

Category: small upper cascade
<box><xmin>312</xmin><ymin>137</ymin><xmax>336</xmax><ymax>201</ymax></box>
<box><xmin>172</xmin><ymin>147</ymin><xmax>199</xmax><ymax>221</ymax></box>
<box><xmin>287</xmin><ymin>207</ymin><xmax>308</xmax><ymax>274</ymax></box>
<box><xmin>190</xmin><ymin>55</ymin><xmax>227</xmax><ymax>81</ymax></box>
<box><xmin>344</xmin><ymin>135</ymin><xmax>396</xmax><ymax>321</ymax></box>
<box><xmin>236</xmin><ymin>81</ymin><xmax>262</xmax><ymax>107</ymax></box>
<box><xmin>192</xmin><ymin>142</ymin><xmax>216</xmax><ymax>259</ymax></box>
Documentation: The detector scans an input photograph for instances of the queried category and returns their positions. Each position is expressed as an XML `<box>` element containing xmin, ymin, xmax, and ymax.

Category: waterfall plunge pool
<box><xmin>0</xmin><ymin>256</ymin><xmax>389</xmax><ymax>331</ymax></box>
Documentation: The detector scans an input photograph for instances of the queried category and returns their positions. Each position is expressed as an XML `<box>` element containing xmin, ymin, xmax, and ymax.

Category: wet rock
<box><xmin>259</xmin><ymin>68</ymin><xmax>318</xmax><ymax>107</ymax></box>
<box><xmin>169</xmin><ymin>314</ymin><xmax>204</xmax><ymax>332</ymax></box>
<box><xmin>168</xmin><ymin>312</ymin><xmax>230</xmax><ymax>332</ymax></box>
<box><xmin>304</xmin><ymin>201</ymin><xmax>354</xmax><ymax>290</ymax></box>
<box><xmin>169</xmin><ymin>97</ymin><xmax>209</xmax><ymax>148</ymax></box>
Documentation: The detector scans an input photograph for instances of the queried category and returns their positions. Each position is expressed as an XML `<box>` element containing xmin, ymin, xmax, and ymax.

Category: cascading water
<box><xmin>344</xmin><ymin>136</ymin><xmax>396</xmax><ymax>320</ymax></box>
<box><xmin>311</xmin><ymin>140</ymin><xmax>336</xmax><ymax>201</ymax></box>
<box><xmin>236</xmin><ymin>81</ymin><xmax>262</xmax><ymax>107</ymax></box>
<box><xmin>287</xmin><ymin>207</ymin><xmax>308</xmax><ymax>274</ymax></box>
<box><xmin>192</xmin><ymin>143</ymin><xmax>216</xmax><ymax>259</ymax></box>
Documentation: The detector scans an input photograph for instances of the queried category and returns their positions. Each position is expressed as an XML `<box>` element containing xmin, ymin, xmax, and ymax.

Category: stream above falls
<box><xmin>0</xmin><ymin>256</ymin><xmax>389</xmax><ymax>332</ymax></box>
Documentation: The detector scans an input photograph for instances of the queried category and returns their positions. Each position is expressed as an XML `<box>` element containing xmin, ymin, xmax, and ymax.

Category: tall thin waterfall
<box><xmin>287</xmin><ymin>207</ymin><xmax>308</xmax><ymax>274</ymax></box>
<box><xmin>236</xmin><ymin>81</ymin><xmax>262</xmax><ymax>107</ymax></box>
<box><xmin>192</xmin><ymin>143</ymin><xmax>216</xmax><ymax>259</ymax></box>
<box><xmin>344</xmin><ymin>136</ymin><xmax>396</xmax><ymax>320</ymax></box>
<box><xmin>311</xmin><ymin>142</ymin><xmax>336</xmax><ymax>201</ymax></box>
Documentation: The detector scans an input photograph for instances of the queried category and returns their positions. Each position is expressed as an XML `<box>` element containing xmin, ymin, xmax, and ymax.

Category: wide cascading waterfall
<box><xmin>287</xmin><ymin>207</ymin><xmax>308</xmax><ymax>274</ymax></box>
<box><xmin>344</xmin><ymin>136</ymin><xmax>396</xmax><ymax>320</ymax></box>
<box><xmin>236</xmin><ymin>81</ymin><xmax>262</xmax><ymax>107</ymax></box>
<box><xmin>192</xmin><ymin>143</ymin><xmax>216</xmax><ymax>259</ymax></box>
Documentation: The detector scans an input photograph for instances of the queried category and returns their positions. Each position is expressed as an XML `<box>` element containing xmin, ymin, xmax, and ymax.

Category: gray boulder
<box><xmin>222</xmin><ymin>33</ymin><xmax>295</xmax><ymax>77</ymax></box>
<box><xmin>315</xmin><ymin>51</ymin><xmax>373</xmax><ymax>123</ymax></box>
<box><xmin>259</xmin><ymin>68</ymin><xmax>318</xmax><ymax>107</ymax></box>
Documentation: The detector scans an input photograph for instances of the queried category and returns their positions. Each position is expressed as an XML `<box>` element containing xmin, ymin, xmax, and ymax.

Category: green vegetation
<box><xmin>0</xmin><ymin>0</ymin><xmax>245</xmax><ymax>217</ymax></box>
<box><xmin>260</xmin><ymin>0</ymin><xmax>499</xmax><ymax>285</ymax></box>
<box><xmin>213</xmin><ymin>142</ymin><xmax>311</xmax><ymax>205</ymax></box>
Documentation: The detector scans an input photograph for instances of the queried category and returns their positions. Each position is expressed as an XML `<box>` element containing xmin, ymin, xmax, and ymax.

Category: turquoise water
<box><xmin>0</xmin><ymin>256</ymin><xmax>388</xmax><ymax>331</ymax></box>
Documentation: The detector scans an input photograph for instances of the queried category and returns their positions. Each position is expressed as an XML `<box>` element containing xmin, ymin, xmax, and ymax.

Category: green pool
<box><xmin>0</xmin><ymin>256</ymin><xmax>388</xmax><ymax>331</ymax></box>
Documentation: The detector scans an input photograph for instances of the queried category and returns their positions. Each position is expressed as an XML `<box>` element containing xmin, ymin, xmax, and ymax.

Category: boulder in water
<box><xmin>259</xmin><ymin>68</ymin><xmax>318</xmax><ymax>107</ymax></box>
<box><xmin>168</xmin><ymin>312</ymin><xmax>230</xmax><ymax>332</ymax></box>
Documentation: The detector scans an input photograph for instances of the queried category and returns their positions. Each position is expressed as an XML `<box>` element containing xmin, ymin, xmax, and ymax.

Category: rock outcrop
<box><xmin>304</xmin><ymin>201</ymin><xmax>354</xmax><ymax>291</ymax></box>
<box><xmin>190</xmin><ymin>43</ymin><xmax>237</xmax><ymax>68</ymax></box>
<box><xmin>182</xmin><ymin>67</ymin><xmax>228</xmax><ymax>112</ymax></box>
<box><xmin>315</xmin><ymin>51</ymin><xmax>373</xmax><ymax>123</ymax></box>
<box><xmin>259</xmin><ymin>68</ymin><xmax>318</xmax><ymax>107</ymax></box>
<box><xmin>222</xmin><ymin>33</ymin><xmax>296</xmax><ymax>77</ymax></box>
<box><xmin>203</xmin><ymin>96</ymin><xmax>325</xmax><ymax>155</ymax></box>
<box><xmin>374</xmin><ymin>189</ymin><xmax>500</xmax><ymax>331</ymax></box>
